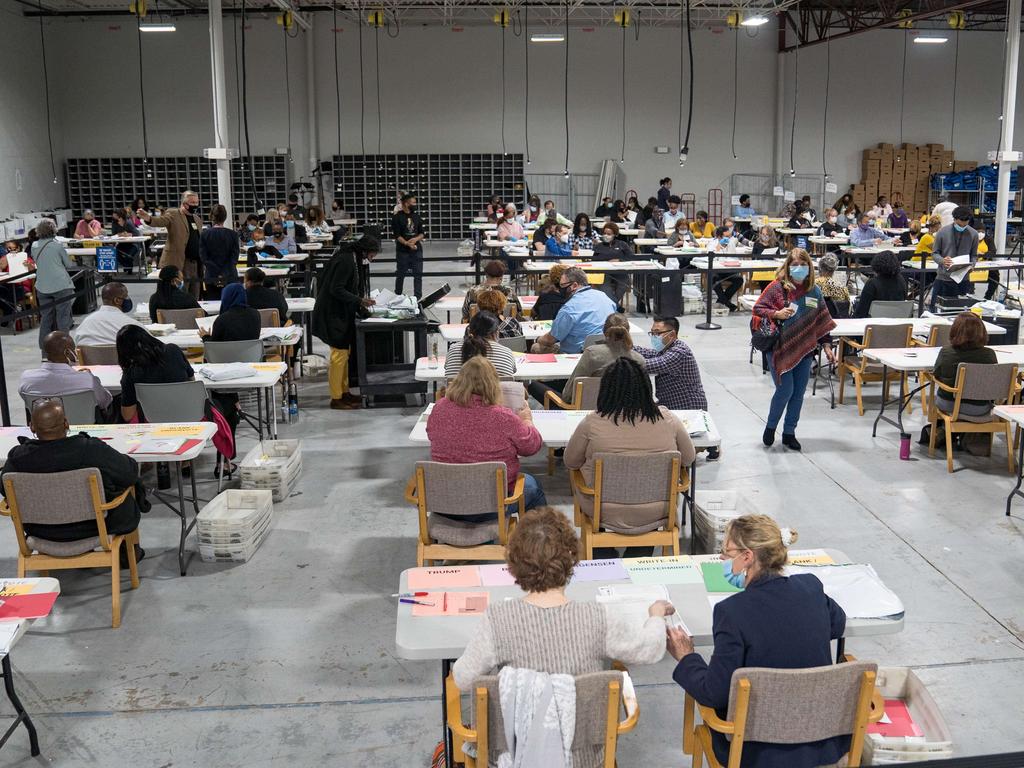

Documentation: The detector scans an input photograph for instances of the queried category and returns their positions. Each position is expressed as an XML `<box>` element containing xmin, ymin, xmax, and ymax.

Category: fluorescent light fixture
<box><xmin>530</xmin><ymin>33</ymin><xmax>565</xmax><ymax>42</ymax></box>
<box><xmin>139</xmin><ymin>22</ymin><xmax>176</xmax><ymax>32</ymax></box>
<box><xmin>913</xmin><ymin>36</ymin><xmax>948</xmax><ymax>44</ymax></box>
<box><xmin>741</xmin><ymin>15</ymin><xmax>769</xmax><ymax>26</ymax></box>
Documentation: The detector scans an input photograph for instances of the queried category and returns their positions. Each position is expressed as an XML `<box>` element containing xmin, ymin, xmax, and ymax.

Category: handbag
<box><xmin>751</xmin><ymin>314</ymin><xmax>783</xmax><ymax>352</ymax></box>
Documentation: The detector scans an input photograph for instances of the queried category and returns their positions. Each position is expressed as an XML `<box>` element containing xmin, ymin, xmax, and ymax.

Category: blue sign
<box><xmin>96</xmin><ymin>245</ymin><xmax>118</xmax><ymax>273</ymax></box>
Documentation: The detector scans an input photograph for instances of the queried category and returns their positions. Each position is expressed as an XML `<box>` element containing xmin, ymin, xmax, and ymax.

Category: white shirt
<box><xmin>663</xmin><ymin>210</ymin><xmax>685</xmax><ymax>231</ymax></box>
<box><xmin>932</xmin><ymin>201</ymin><xmax>958</xmax><ymax>229</ymax></box>
<box><xmin>71</xmin><ymin>304</ymin><xmax>143</xmax><ymax>346</ymax></box>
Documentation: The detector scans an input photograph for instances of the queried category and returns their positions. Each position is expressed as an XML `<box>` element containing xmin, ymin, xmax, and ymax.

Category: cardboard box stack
<box><xmin>855</xmin><ymin>142</ymin><xmax>957</xmax><ymax>216</ymax></box>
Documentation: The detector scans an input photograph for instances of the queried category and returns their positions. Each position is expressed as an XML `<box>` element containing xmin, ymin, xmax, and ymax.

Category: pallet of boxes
<box><xmin>195</xmin><ymin>440</ymin><xmax>303</xmax><ymax>563</ymax></box>
<box><xmin>853</xmin><ymin>143</ymin><xmax>956</xmax><ymax>219</ymax></box>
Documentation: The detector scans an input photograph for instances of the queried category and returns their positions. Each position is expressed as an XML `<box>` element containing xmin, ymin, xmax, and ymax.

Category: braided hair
<box><xmin>595</xmin><ymin>358</ymin><xmax>663</xmax><ymax>426</ymax></box>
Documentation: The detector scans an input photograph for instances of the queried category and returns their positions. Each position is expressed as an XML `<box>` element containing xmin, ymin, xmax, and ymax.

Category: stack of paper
<box><xmin>0</xmin><ymin>622</ymin><xmax>23</xmax><ymax>655</ymax></box>
<box><xmin>196</xmin><ymin>364</ymin><xmax>254</xmax><ymax>382</ymax></box>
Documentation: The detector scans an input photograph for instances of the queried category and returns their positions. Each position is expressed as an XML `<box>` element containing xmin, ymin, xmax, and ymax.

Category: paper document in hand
<box><xmin>194</xmin><ymin>316</ymin><xmax>215</xmax><ymax>334</ymax></box>
<box><xmin>785</xmin><ymin>563</ymin><xmax>904</xmax><ymax>618</ymax></box>
<box><xmin>596</xmin><ymin>584</ymin><xmax>676</xmax><ymax>628</ymax></box>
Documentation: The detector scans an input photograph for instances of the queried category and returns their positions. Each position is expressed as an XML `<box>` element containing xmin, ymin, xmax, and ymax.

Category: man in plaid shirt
<box><xmin>636</xmin><ymin>316</ymin><xmax>718</xmax><ymax>459</ymax></box>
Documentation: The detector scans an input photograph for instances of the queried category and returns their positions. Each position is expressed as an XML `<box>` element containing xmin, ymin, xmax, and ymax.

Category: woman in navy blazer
<box><xmin>668</xmin><ymin>515</ymin><xmax>848</xmax><ymax>768</ymax></box>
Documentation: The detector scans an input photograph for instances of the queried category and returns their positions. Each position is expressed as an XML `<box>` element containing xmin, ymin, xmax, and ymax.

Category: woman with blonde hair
<box><xmin>668</xmin><ymin>514</ymin><xmax>847</xmax><ymax>768</ymax></box>
<box><xmin>560</xmin><ymin>313</ymin><xmax>643</xmax><ymax>402</ymax></box>
<box><xmin>752</xmin><ymin>248</ymin><xmax>835</xmax><ymax>450</ymax></box>
<box><xmin>427</xmin><ymin>356</ymin><xmax>546</xmax><ymax>514</ymax></box>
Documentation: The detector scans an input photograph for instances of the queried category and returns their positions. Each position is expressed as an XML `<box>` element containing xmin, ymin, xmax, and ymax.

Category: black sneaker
<box><xmin>762</xmin><ymin>428</ymin><xmax>776</xmax><ymax>447</ymax></box>
<box><xmin>707</xmin><ymin>447</ymin><xmax>721</xmax><ymax>461</ymax></box>
<box><xmin>782</xmin><ymin>433</ymin><xmax>802</xmax><ymax>451</ymax></box>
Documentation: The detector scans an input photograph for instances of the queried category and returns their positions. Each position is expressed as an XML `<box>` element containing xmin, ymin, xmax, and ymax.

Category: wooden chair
<box><xmin>682</xmin><ymin>655</ymin><xmax>883</xmax><ymax>768</ymax></box>
<box><xmin>914</xmin><ymin>323</ymin><xmax>952</xmax><ymax>413</ymax></box>
<box><xmin>256</xmin><ymin>308</ymin><xmax>281</xmax><ymax>328</ymax></box>
<box><xmin>446</xmin><ymin>666</ymin><xmax>639</xmax><ymax>768</ymax></box>
<box><xmin>404</xmin><ymin>461</ymin><xmax>524</xmax><ymax>566</ymax></box>
<box><xmin>543</xmin><ymin>377</ymin><xmax>601</xmax><ymax>474</ymax></box>
<box><xmin>157</xmin><ymin>307</ymin><xmax>205</xmax><ymax>330</ymax></box>
<box><xmin>837</xmin><ymin>323</ymin><xmax>914</xmax><ymax>416</ymax></box>
<box><xmin>76</xmin><ymin>344</ymin><xmax>119</xmax><ymax>366</ymax></box>
<box><xmin>1</xmin><ymin>468</ymin><xmax>140</xmax><ymax>628</ymax></box>
<box><xmin>572</xmin><ymin>451</ymin><xmax>688</xmax><ymax>559</ymax></box>
<box><xmin>928</xmin><ymin>362</ymin><xmax>1018</xmax><ymax>474</ymax></box>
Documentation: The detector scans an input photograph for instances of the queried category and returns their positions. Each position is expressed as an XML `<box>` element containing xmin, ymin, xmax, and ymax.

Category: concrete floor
<box><xmin>0</xmin><ymin>245</ymin><xmax>1022</xmax><ymax>767</ymax></box>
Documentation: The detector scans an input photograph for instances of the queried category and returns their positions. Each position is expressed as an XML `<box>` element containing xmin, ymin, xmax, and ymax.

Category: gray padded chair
<box><xmin>21</xmin><ymin>390</ymin><xmax>98</xmax><ymax>426</ymax></box>
<box><xmin>497</xmin><ymin>335</ymin><xmax>527</xmax><ymax>352</ymax></box>
<box><xmin>157</xmin><ymin>307</ymin><xmax>206</xmax><ymax>329</ymax></box>
<box><xmin>868</xmin><ymin>300</ymin><xmax>914</xmax><ymax>318</ymax></box>
<box><xmin>685</xmin><ymin>660</ymin><xmax>880</xmax><ymax>768</ymax></box>
<box><xmin>203</xmin><ymin>339</ymin><xmax>264</xmax><ymax>363</ymax></box>
<box><xmin>76</xmin><ymin>344</ymin><xmax>119</xmax><ymax>365</ymax></box>
<box><xmin>256</xmin><ymin>308</ymin><xmax>281</xmax><ymax>328</ymax></box>
<box><xmin>2</xmin><ymin>468</ymin><xmax>140</xmax><ymax>628</ymax></box>
<box><xmin>449</xmin><ymin>670</ymin><xmax>637</xmax><ymax>768</ymax></box>
<box><xmin>405</xmin><ymin>460</ymin><xmax>524</xmax><ymax>566</ymax></box>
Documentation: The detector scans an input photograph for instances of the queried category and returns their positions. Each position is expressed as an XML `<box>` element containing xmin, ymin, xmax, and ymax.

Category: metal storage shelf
<box><xmin>65</xmin><ymin>156</ymin><xmax>289</xmax><ymax>222</ymax></box>
<box><xmin>330</xmin><ymin>153</ymin><xmax>524</xmax><ymax>240</ymax></box>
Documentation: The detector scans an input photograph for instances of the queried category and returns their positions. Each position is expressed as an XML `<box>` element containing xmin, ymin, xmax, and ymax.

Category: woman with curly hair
<box><xmin>853</xmin><ymin>250</ymin><xmax>907</xmax><ymax>319</ymax></box>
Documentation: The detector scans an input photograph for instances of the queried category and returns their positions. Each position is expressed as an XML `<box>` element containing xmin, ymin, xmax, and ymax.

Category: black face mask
<box><xmin>559</xmin><ymin>285</ymin><xmax>573</xmax><ymax>299</ymax></box>
<box><xmin>408</xmin><ymin>205</ymin><xmax>417</xmax><ymax>214</ymax></box>
<box><xmin>185</xmin><ymin>204</ymin><xmax>199</xmax><ymax>214</ymax></box>
<box><xmin>120</xmin><ymin>297</ymin><xmax>134</xmax><ymax>314</ymax></box>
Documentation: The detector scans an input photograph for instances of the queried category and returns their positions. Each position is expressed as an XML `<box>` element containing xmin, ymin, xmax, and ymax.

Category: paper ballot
<box><xmin>595</xmin><ymin>584</ymin><xmax>691</xmax><ymax>634</ymax></box>
<box><xmin>948</xmin><ymin>255</ymin><xmax>973</xmax><ymax>284</ymax></box>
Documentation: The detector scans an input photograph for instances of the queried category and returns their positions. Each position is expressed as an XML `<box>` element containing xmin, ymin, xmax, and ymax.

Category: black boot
<box><xmin>782</xmin><ymin>433</ymin><xmax>802</xmax><ymax>451</ymax></box>
<box><xmin>762</xmin><ymin>427</ymin><xmax>776</xmax><ymax>447</ymax></box>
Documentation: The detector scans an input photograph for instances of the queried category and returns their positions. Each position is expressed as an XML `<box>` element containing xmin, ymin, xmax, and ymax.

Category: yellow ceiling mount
<box><xmin>367</xmin><ymin>9</ymin><xmax>385</xmax><ymax>27</ymax></box>
<box><xmin>726</xmin><ymin>10</ymin><xmax>742</xmax><ymax>28</ymax></box>
<box><xmin>947</xmin><ymin>10</ymin><xmax>967</xmax><ymax>29</ymax></box>
<box><xmin>613</xmin><ymin>8</ymin><xmax>632</xmax><ymax>28</ymax></box>
<box><xmin>129</xmin><ymin>0</ymin><xmax>147</xmax><ymax>18</ymax></box>
<box><xmin>493</xmin><ymin>7</ymin><xmax>511</xmax><ymax>27</ymax></box>
<box><xmin>896</xmin><ymin>8</ymin><xmax>913</xmax><ymax>29</ymax></box>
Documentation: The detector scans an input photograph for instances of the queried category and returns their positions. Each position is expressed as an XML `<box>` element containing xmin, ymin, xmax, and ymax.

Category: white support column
<box><xmin>994</xmin><ymin>0</ymin><xmax>1021</xmax><ymax>254</ymax></box>
<box><xmin>773</xmin><ymin>52</ymin><xmax>785</xmax><ymax>185</ymax></box>
<box><xmin>305</xmin><ymin>22</ymin><xmax>320</xmax><ymax>205</ymax></box>
<box><xmin>208</xmin><ymin>0</ymin><xmax>234</xmax><ymax>223</ymax></box>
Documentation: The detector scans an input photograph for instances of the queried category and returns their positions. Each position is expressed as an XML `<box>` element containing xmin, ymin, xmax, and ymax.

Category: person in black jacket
<box><xmin>312</xmin><ymin>233</ymin><xmax>381</xmax><ymax>409</ymax></box>
<box><xmin>592</xmin><ymin>221</ymin><xmax>633</xmax><ymax>309</ymax></box>
<box><xmin>208</xmin><ymin>283</ymin><xmax>261</xmax><ymax>342</ymax></box>
<box><xmin>200</xmin><ymin>204</ymin><xmax>240</xmax><ymax>300</ymax></box>
<box><xmin>2</xmin><ymin>399</ymin><xmax>147</xmax><ymax>561</ymax></box>
<box><xmin>531</xmin><ymin>263</ymin><xmax>568</xmax><ymax>321</ymax></box>
<box><xmin>148</xmin><ymin>265</ymin><xmax>202</xmax><ymax>323</ymax></box>
<box><xmin>110</xmin><ymin>208</ymin><xmax>141</xmax><ymax>273</ymax></box>
<box><xmin>853</xmin><ymin>250</ymin><xmax>908</xmax><ymax>318</ymax></box>
<box><xmin>244</xmin><ymin>267</ymin><xmax>289</xmax><ymax>324</ymax></box>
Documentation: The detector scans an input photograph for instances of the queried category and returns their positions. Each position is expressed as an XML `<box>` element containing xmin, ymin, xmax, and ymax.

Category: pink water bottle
<box><xmin>899</xmin><ymin>432</ymin><xmax>911</xmax><ymax>460</ymax></box>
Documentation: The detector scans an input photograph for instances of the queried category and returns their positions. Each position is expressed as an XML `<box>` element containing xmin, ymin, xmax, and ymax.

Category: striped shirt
<box><xmin>444</xmin><ymin>340</ymin><xmax>517</xmax><ymax>378</ymax></box>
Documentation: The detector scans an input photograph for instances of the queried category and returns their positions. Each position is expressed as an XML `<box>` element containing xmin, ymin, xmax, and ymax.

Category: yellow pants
<box><xmin>328</xmin><ymin>346</ymin><xmax>351</xmax><ymax>399</ymax></box>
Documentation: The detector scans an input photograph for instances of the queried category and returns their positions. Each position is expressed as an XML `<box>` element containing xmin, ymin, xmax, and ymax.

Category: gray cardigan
<box><xmin>31</xmin><ymin>238</ymin><xmax>75</xmax><ymax>294</ymax></box>
<box><xmin>931</xmin><ymin>224</ymin><xmax>978</xmax><ymax>283</ymax></box>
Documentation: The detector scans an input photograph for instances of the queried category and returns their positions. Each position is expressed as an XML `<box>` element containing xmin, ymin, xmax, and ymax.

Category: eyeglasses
<box><xmin>719</xmin><ymin>545</ymin><xmax>747</xmax><ymax>557</ymax></box>
<box><xmin>649</xmin><ymin>328</ymin><xmax>672</xmax><ymax>337</ymax></box>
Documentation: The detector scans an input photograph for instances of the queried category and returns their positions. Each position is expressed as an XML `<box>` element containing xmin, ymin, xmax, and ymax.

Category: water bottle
<box><xmin>428</xmin><ymin>341</ymin><xmax>439</xmax><ymax>369</ymax></box>
<box><xmin>288</xmin><ymin>383</ymin><xmax>298</xmax><ymax>415</ymax></box>
<box><xmin>899</xmin><ymin>432</ymin><xmax>911</xmax><ymax>461</ymax></box>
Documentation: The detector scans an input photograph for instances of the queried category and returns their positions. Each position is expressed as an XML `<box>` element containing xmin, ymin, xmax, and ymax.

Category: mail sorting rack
<box><xmin>330</xmin><ymin>153</ymin><xmax>524</xmax><ymax>240</ymax></box>
<box><xmin>64</xmin><ymin>156</ymin><xmax>288</xmax><ymax>222</ymax></box>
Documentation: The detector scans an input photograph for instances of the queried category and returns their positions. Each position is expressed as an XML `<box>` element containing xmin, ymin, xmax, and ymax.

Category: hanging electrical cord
<box><xmin>134</xmin><ymin>14</ymin><xmax>150</xmax><ymax>178</ymax></box>
<box><xmin>898</xmin><ymin>28</ymin><xmax>907</xmax><ymax>145</ymax></box>
<box><xmin>283</xmin><ymin>25</ymin><xmax>293</xmax><ymax>164</ymax></box>
<box><xmin>375</xmin><ymin>25</ymin><xmax>383</xmax><ymax>153</ymax></box>
<box><xmin>821</xmin><ymin>35</ymin><xmax>830</xmax><ymax>180</ymax></box>
<box><xmin>562</xmin><ymin>0</ymin><xmax>569</xmax><ymax>177</ymax></box>
<box><xmin>680</xmin><ymin>0</ymin><xmax>694</xmax><ymax>165</ymax></box>
<box><xmin>788</xmin><ymin>24</ymin><xmax>799</xmax><ymax>176</ymax></box>
<box><xmin>240</xmin><ymin>0</ymin><xmax>264</xmax><ymax>210</ymax></box>
<box><xmin>524</xmin><ymin>3</ymin><xmax>530</xmax><ymax>165</ymax></box>
<box><xmin>385</xmin><ymin>8</ymin><xmax>400</xmax><ymax>38</ymax></box>
<box><xmin>36</xmin><ymin>2</ymin><xmax>57</xmax><ymax>184</ymax></box>
<box><xmin>500</xmin><ymin>23</ymin><xmax>507</xmax><ymax>155</ymax></box>
<box><xmin>730</xmin><ymin>25</ymin><xmax>738</xmax><ymax>159</ymax></box>
<box><xmin>233</xmin><ymin>17</ymin><xmax>242</xmax><ymax>170</ymax></box>
<box><xmin>992</xmin><ymin>0</ymin><xmax>1009</xmax><ymax>166</ymax></box>
<box><xmin>358</xmin><ymin>3</ymin><xmax>366</xmax><ymax>156</ymax></box>
<box><xmin>332</xmin><ymin>1</ymin><xmax>341</xmax><ymax>156</ymax></box>
<box><xmin>620</xmin><ymin>21</ymin><xmax>626</xmax><ymax>163</ymax></box>
<box><xmin>949</xmin><ymin>29</ymin><xmax>960</xmax><ymax>151</ymax></box>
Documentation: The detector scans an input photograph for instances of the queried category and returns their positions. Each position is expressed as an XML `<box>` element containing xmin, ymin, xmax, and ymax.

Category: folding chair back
<box><xmin>21</xmin><ymin>390</ymin><xmax>97</xmax><ymax>425</ymax></box>
<box><xmin>203</xmin><ymin>339</ymin><xmax>264</xmax><ymax>363</ymax></box>
<box><xmin>77</xmin><ymin>344</ymin><xmax>118</xmax><ymax>365</ymax></box>
<box><xmin>257</xmin><ymin>308</ymin><xmax>281</xmax><ymax>328</ymax></box>
<box><xmin>497</xmin><ymin>335</ymin><xmax>527</xmax><ymax>352</ymax></box>
<box><xmin>157</xmin><ymin>308</ymin><xmax>206</xmax><ymax>329</ymax></box>
<box><xmin>135</xmin><ymin>380</ymin><xmax>208</xmax><ymax>423</ymax></box>
<box><xmin>868</xmin><ymin>300</ymin><xmax>914</xmax><ymax>318</ymax></box>
<box><xmin>864</xmin><ymin>323</ymin><xmax>913</xmax><ymax>349</ymax></box>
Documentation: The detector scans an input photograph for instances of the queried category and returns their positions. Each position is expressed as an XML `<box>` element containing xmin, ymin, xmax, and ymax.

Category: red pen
<box><xmin>391</xmin><ymin>592</ymin><xmax>429</xmax><ymax>598</ymax></box>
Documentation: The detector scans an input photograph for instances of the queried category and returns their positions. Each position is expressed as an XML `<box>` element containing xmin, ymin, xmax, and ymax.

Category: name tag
<box><xmin>805</xmin><ymin>297</ymin><xmax>818</xmax><ymax>309</ymax></box>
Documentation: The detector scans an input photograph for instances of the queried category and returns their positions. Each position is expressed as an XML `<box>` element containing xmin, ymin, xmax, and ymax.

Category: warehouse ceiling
<box><xmin>16</xmin><ymin>0</ymin><xmax>1017</xmax><ymax>34</ymax></box>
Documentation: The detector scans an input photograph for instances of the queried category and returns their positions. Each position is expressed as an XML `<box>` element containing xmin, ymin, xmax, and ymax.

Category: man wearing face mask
<box><xmin>71</xmin><ymin>282</ymin><xmax>143</xmax><ymax>347</ymax></box>
<box><xmin>593</xmin><ymin>222</ymin><xmax>633</xmax><ymax>308</ymax></box>
<box><xmin>930</xmin><ymin>206</ymin><xmax>979</xmax><ymax>310</ymax></box>
<box><xmin>848</xmin><ymin>212</ymin><xmax>892</xmax><ymax>248</ymax></box>
<box><xmin>20</xmin><ymin>331</ymin><xmax>113</xmax><ymax>417</ymax></box>
<box><xmin>534</xmin><ymin>266</ymin><xmax>615</xmax><ymax>354</ymax></box>
<box><xmin>635</xmin><ymin>316</ymin><xmax>710</xmax><ymax>411</ymax></box>
<box><xmin>392</xmin><ymin>193</ymin><xmax>425</xmax><ymax>297</ymax></box>
<box><xmin>137</xmin><ymin>190</ymin><xmax>204</xmax><ymax>298</ymax></box>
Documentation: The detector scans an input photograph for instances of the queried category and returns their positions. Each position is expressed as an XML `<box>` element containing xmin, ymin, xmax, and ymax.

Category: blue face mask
<box><xmin>650</xmin><ymin>334</ymin><xmax>665</xmax><ymax>352</ymax></box>
<box><xmin>247</xmin><ymin>224</ymin><xmax>256</xmax><ymax>232</ymax></box>
<box><xmin>722</xmin><ymin>559</ymin><xmax>746</xmax><ymax>589</ymax></box>
<box><xmin>790</xmin><ymin>265</ymin><xmax>809</xmax><ymax>282</ymax></box>
<box><xmin>954</xmin><ymin>223</ymin><xmax>967</xmax><ymax>233</ymax></box>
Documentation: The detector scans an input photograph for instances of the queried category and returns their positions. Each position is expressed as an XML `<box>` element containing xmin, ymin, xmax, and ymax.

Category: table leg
<box><xmin>1006</xmin><ymin>429</ymin><xmax>1024</xmax><ymax>517</ymax></box>
<box><xmin>176</xmin><ymin>464</ymin><xmax>189</xmax><ymax>576</ymax></box>
<box><xmin>686</xmin><ymin>460</ymin><xmax>698</xmax><ymax>554</ymax></box>
<box><xmin>896</xmin><ymin>372</ymin><xmax>907</xmax><ymax>434</ymax></box>
<box><xmin>256</xmin><ymin>388</ymin><xmax>265</xmax><ymax>441</ymax></box>
<box><xmin>871</xmin><ymin>365</ymin><xmax>890</xmax><ymax>438</ymax></box>
<box><xmin>441</xmin><ymin>658</ymin><xmax>454</xmax><ymax>766</ymax></box>
<box><xmin>695</xmin><ymin>256</ymin><xmax>721</xmax><ymax>331</ymax></box>
<box><xmin>0</xmin><ymin>655</ymin><xmax>40</xmax><ymax>756</ymax></box>
<box><xmin>271</xmin><ymin>386</ymin><xmax>279</xmax><ymax>439</ymax></box>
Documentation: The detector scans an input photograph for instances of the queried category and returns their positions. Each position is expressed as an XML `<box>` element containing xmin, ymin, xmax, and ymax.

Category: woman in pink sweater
<box><xmin>427</xmin><ymin>356</ymin><xmax>546</xmax><ymax>518</ymax></box>
<box><xmin>74</xmin><ymin>210</ymin><xmax>102</xmax><ymax>239</ymax></box>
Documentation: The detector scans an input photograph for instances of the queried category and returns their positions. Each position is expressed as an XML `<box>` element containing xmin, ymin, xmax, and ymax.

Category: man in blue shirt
<box><xmin>733</xmin><ymin>194</ymin><xmax>757</xmax><ymax>218</ymax></box>
<box><xmin>535</xmin><ymin>267</ymin><xmax>615</xmax><ymax>354</ymax></box>
<box><xmin>849</xmin><ymin>212</ymin><xmax>896</xmax><ymax>248</ymax></box>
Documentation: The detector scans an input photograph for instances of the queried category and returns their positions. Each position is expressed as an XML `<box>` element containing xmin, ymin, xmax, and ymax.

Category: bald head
<box><xmin>101</xmin><ymin>282</ymin><xmax>128</xmax><ymax>307</ymax></box>
<box><xmin>42</xmin><ymin>331</ymin><xmax>75</xmax><ymax>364</ymax></box>
<box><xmin>29</xmin><ymin>399</ymin><xmax>69</xmax><ymax>441</ymax></box>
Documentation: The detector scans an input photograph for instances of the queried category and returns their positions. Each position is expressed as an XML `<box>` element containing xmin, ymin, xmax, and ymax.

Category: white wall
<box><xmin>0</xmin><ymin>11</ymin><xmax>66</xmax><ymax>215</ymax></box>
<box><xmin>10</xmin><ymin>12</ymin><xmax>1020</xmax><ymax>218</ymax></box>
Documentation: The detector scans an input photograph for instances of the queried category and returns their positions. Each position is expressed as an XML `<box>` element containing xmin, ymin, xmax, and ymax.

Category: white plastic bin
<box><xmin>196</xmin><ymin>489</ymin><xmax>274</xmax><ymax>563</ymax></box>
<box><xmin>693</xmin><ymin>490</ymin><xmax>760</xmax><ymax>554</ymax></box>
<box><xmin>239</xmin><ymin>440</ymin><xmax>302</xmax><ymax>502</ymax></box>
<box><xmin>863</xmin><ymin>667</ymin><xmax>953</xmax><ymax>764</ymax></box>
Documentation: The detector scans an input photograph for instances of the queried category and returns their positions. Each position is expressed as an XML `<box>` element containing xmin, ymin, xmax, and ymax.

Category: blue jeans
<box><xmin>929</xmin><ymin>279</ymin><xmax>961</xmax><ymax>312</ymax></box>
<box><xmin>510</xmin><ymin>473</ymin><xmax>547</xmax><ymax>513</ymax></box>
<box><xmin>767</xmin><ymin>353</ymin><xmax>813</xmax><ymax>434</ymax></box>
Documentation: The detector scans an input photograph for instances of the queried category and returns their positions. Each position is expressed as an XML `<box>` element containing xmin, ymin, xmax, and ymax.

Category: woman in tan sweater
<box><xmin>565</xmin><ymin>358</ymin><xmax>696</xmax><ymax>557</ymax></box>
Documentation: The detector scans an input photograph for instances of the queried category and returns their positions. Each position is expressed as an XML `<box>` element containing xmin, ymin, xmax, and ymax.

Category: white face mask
<box><xmin>559</xmin><ymin>234</ymin><xmax>570</xmax><ymax>244</ymax></box>
<box><xmin>828</xmin><ymin>217</ymin><xmax>837</xmax><ymax>224</ymax></box>
<box><xmin>254</xmin><ymin>240</ymin><xmax>265</xmax><ymax>248</ymax></box>
<box><xmin>601</xmin><ymin>233</ymin><xmax>614</xmax><ymax>243</ymax></box>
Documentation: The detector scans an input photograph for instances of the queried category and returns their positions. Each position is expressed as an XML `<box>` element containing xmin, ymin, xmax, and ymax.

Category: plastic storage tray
<box><xmin>239</xmin><ymin>440</ymin><xmax>302</xmax><ymax>502</ymax></box>
<box><xmin>196</xmin><ymin>489</ymin><xmax>274</xmax><ymax>563</ymax></box>
<box><xmin>692</xmin><ymin>490</ymin><xmax>760</xmax><ymax>554</ymax></box>
<box><xmin>863</xmin><ymin>667</ymin><xmax>953</xmax><ymax>764</ymax></box>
